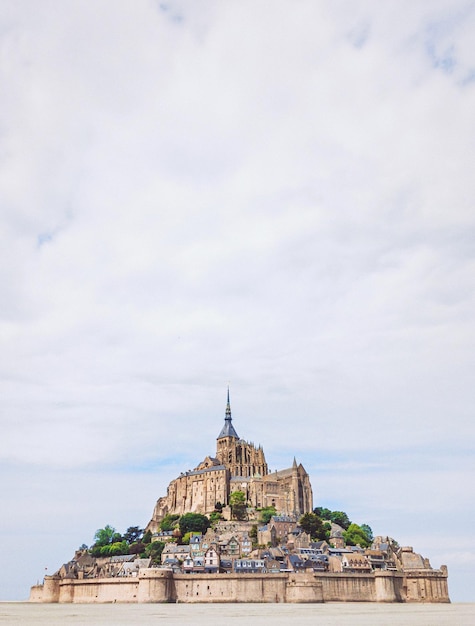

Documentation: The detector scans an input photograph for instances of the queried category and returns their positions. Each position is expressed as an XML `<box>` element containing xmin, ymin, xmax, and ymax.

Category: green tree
<box><xmin>96</xmin><ymin>540</ymin><xmax>129</xmax><ymax>557</ymax></box>
<box><xmin>209</xmin><ymin>511</ymin><xmax>223</xmax><ymax>527</ymax></box>
<box><xmin>259</xmin><ymin>506</ymin><xmax>276</xmax><ymax>524</ymax></box>
<box><xmin>329</xmin><ymin>511</ymin><xmax>351</xmax><ymax>530</ymax></box>
<box><xmin>313</xmin><ymin>507</ymin><xmax>332</xmax><ymax>520</ymax></box>
<box><xmin>181</xmin><ymin>531</ymin><xmax>192</xmax><ymax>545</ymax></box>
<box><xmin>145</xmin><ymin>541</ymin><xmax>165</xmax><ymax>565</ymax></box>
<box><xmin>343</xmin><ymin>523</ymin><xmax>371</xmax><ymax>548</ymax></box>
<box><xmin>178</xmin><ymin>513</ymin><xmax>210</xmax><ymax>535</ymax></box>
<box><xmin>129</xmin><ymin>541</ymin><xmax>146</xmax><ymax>555</ymax></box>
<box><xmin>142</xmin><ymin>530</ymin><xmax>152</xmax><ymax>544</ymax></box>
<box><xmin>109</xmin><ymin>540</ymin><xmax>129</xmax><ymax>556</ymax></box>
<box><xmin>229</xmin><ymin>491</ymin><xmax>247</xmax><ymax>520</ymax></box>
<box><xmin>93</xmin><ymin>525</ymin><xmax>116</xmax><ymax>547</ymax></box>
<box><xmin>360</xmin><ymin>524</ymin><xmax>373</xmax><ymax>543</ymax></box>
<box><xmin>299</xmin><ymin>512</ymin><xmax>324</xmax><ymax>539</ymax></box>
<box><xmin>124</xmin><ymin>526</ymin><xmax>144</xmax><ymax>544</ymax></box>
<box><xmin>322</xmin><ymin>522</ymin><xmax>332</xmax><ymax>541</ymax></box>
<box><xmin>249</xmin><ymin>524</ymin><xmax>258</xmax><ymax>546</ymax></box>
<box><xmin>160</xmin><ymin>514</ymin><xmax>180</xmax><ymax>531</ymax></box>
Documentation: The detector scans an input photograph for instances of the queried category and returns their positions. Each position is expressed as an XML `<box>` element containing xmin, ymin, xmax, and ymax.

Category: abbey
<box><xmin>30</xmin><ymin>391</ymin><xmax>450</xmax><ymax>604</ymax></box>
<box><xmin>146</xmin><ymin>391</ymin><xmax>313</xmax><ymax>532</ymax></box>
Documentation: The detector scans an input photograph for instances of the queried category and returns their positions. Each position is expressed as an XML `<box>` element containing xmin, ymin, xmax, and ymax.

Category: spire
<box><xmin>293</xmin><ymin>457</ymin><xmax>298</xmax><ymax>469</ymax></box>
<box><xmin>226</xmin><ymin>386</ymin><xmax>231</xmax><ymax>420</ymax></box>
<box><xmin>217</xmin><ymin>387</ymin><xmax>239</xmax><ymax>439</ymax></box>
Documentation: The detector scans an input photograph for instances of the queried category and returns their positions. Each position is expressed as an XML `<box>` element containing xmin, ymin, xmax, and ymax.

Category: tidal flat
<box><xmin>1</xmin><ymin>603</ymin><xmax>474</xmax><ymax>626</ymax></box>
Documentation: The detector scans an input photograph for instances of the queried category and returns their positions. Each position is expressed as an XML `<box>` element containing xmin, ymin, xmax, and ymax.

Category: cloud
<box><xmin>0</xmin><ymin>0</ymin><xmax>474</xmax><ymax>601</ymax></box>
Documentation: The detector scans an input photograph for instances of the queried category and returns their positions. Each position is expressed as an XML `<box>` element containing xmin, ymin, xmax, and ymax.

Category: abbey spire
<box><xmin>225</xmin><ymin>386</ymin><xmax>232</xmax><ymax>420</ymax></box>
<box><xmin>217</xmin><ymin>387</ymin><xmax>239</xmax><ymax>439</ymax></box>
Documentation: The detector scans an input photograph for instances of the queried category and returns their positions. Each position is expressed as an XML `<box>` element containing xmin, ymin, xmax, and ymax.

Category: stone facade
<box><xmin>146</xmin><ymin>392</ymin><xmax>313</xmax><ymax>532</ymax></box>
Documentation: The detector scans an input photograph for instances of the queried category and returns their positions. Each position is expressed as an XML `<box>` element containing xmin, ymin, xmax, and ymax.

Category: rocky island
<box><xmin>30</xmin><ymin>392</ymin><xmax>449</xmax><ymax>603</ymax></box>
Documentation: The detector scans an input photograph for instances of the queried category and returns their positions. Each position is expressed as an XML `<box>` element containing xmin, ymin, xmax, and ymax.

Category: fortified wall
<box><xmin>30</xmin><ymin>568</ymin><xmax>450</xmax><ymax>604</ymax></box>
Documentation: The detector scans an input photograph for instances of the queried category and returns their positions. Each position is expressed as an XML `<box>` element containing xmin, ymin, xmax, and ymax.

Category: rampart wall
<box><xmin>30</xmin><ymin>568</ymin><xmax>449</xmax><ymax>604</ymax></box>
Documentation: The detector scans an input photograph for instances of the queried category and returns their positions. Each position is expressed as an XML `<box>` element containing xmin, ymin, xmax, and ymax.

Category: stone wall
<box><xmin>30</xmin><ymin>568</ymin><xmax>449</xmax><ymax>604</ymax></box>
<box><xmin>173</xmin><ymin>573</ymin><xmax>289</xmax><ymax>603</ymax></box>
<box><xmin>404</xmin><ymin>568</ymin><xmax>451</xmax><ymax>603</ymax></box>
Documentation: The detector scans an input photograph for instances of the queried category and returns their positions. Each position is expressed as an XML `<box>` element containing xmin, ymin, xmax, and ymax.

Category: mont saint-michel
<box><xmin>30</xmin><ymin>393</ymin><xmax>449</xmax><ymax>604</ymax></box>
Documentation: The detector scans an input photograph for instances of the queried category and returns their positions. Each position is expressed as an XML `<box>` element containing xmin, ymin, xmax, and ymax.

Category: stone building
<box><xmin>146</xmin><ymin>391</ymin><xmax>313</xmax><ymax>532</ymax></box>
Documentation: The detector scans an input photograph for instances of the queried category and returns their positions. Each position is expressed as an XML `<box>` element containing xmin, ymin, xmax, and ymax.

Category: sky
<box><xmin>0</xmin><ymin>0</ymin><xmax>474</xmax><ymax>602</ymax></box>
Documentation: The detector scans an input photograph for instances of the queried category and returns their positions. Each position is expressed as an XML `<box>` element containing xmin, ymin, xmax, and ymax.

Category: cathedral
<box><xmin>146</xmin><ymin>391</ymin><xmax>313</xmax><ymax>532</ymax></box>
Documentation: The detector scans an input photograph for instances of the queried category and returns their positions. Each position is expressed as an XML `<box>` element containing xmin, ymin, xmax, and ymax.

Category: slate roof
<box><xmin>288</xmin><ymin>554</ymin><xmax>304</xmax><ymax>569</ymax></box>
<box><xmin>183</xmin><ymin>465</ymin><xmax>226</xmax><ymax>477</ymax></box>
<box><xmin>218</xmin><ymin>417</ymin><xmax>239</xmax><ymax>439</ymax></box>
<box><xmin>271</xmin><ymin>467</ymin><xmax>294</xmax><ymax>478</ymax></box>
<box><xmin>110</xmin><ymin>555</ymin><xmax>135</xmax><ymax>563</ymax></box>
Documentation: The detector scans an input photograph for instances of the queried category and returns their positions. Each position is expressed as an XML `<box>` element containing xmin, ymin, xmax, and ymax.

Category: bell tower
<box><xmin>216</xmin><ymin>389</ymin><xmax>268</xmax><ymax>478</ymax></box>
<box><xmin>216</xmin><ymin>388</ymin><xmax>239</xmax><ymax>468</ymax></box>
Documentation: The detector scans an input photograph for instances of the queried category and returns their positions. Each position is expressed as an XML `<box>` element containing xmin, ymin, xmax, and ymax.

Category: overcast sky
<box><xmin>1</xmin><ymin>0</ymin><xmax>474</xmax><ymax>602</ymax></box>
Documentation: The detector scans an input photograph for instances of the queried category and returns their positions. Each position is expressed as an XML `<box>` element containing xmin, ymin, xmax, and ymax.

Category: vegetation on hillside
<box><xmin>89</xmin><ymin>525</ymin><xmax>144</xmax><ymax>558</ymax></box>
<box><xmin>81</xmin><ymin>503</ymin><xmax>374</xmax><ymax>562</ymax></box>
<box><xmin>297</xmin><ymin>507</ymin><xmax>373</xmax><ymax>547</ymax></box>
<box><xmin>179</xmin><ymin>513</ymin><xmax>210</xmax><ymax>536</ymax></box>
<box><xmin>229</xmin><ymin>490</ymin><xmax>247</xmax><ymax>520</ymax></box>
<box><xmin>258</xmin><ymin>506</ymin><xmax>277</xmax><ymax>524</ymax></box>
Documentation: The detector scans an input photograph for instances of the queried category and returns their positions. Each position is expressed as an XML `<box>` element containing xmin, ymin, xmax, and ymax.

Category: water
<box><xmin>0</xmin><ymin>603</ymin><xmax>474</xmax><ymax>625</ymax></box>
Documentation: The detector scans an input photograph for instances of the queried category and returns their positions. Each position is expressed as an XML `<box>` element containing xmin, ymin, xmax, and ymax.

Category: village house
<box><xmin>204</xmin><ymin>545</ymin><xmax>220</xmax><ymax>573</ymax></box>
<box><xmin>117</xmin><ymin>558</ymin><xmax>151</xmax><ymax>577</ymax></box>
<box><xmin>189</xmin><ymin>533</ymin><xmax>203</xmax><ymax>557</ymax></box>
<box><xmin>311</xmin><ymin>540</ymin><xmax>329</xmax><ymax>554</ymax></box>
<box><xmin>365</xmin><ymin>549</ymin><xmax>388</xmax><ymax>570</ymax></box>
<box><xmin>341</xmin><ymin>553</ymin><xmax>372</xmax><ymax>573</ymax></box>
<box><xmin>264</xmin><ymin>558</ymin><xmax>281</xmax><ymax>573</ymax></box>
<box><xmin>329</xmin><ymin>528</ymin><xmax>346</xmax><ymax>549</ymax></box>
<box><xmin>240</xmin><ymin>532</ymin><xmax>252</xmax><ymax>555</ymax></box>
<box><xmin>219</xmin><ymin>535</ymin><xmax>240</xmax><ymax>557</ymax></box>
<box><xmin>287</xmin><ymin>554</ymin><xmax>305</xmax><ymax>572</ymax></box>
<box><xmin>257</xmin><ymin>524</ymin><xmax>276</xmax><ymax>546</ymax></box>
<box><xmin>266</xmin><ymin>547</ymin><xmax>287</xmax><ymax>563</ymax></box>
<box><xmin>152</xmin><ymin>530</ymin><xmax>174</xmax><ymax>543</ymax></box>
<box><xmin>183</xmin><ymin>555</ymin><xmax>204</xmax><ymax>574</ymax></box>
<box><xmin>302</xmin><ymin>554</ymin><xmax>329</xmax><ymax>572</ymax></box>
<box><xmin>219</xmin><ymin>558</ymin><xmax>233</xmax><ymax>573</ymax></box>
<box><xmin>161</xmin><ymin>543</ymin><xmax>190</xmax><ymax>565</ymax></box>
<box><xmin>234</xmin><ymin>558</ymin><xmax>266</xmax><ymax>574</ymax></box>
<box><xmin>268</xmin><ymin>515</ymin><xmax>298</xmax><ymax>541</ymax></box>
<box><xmin>286</xmin><ymin>528</ymin><xmax>311</xmax><ymax>550</ymax></box>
